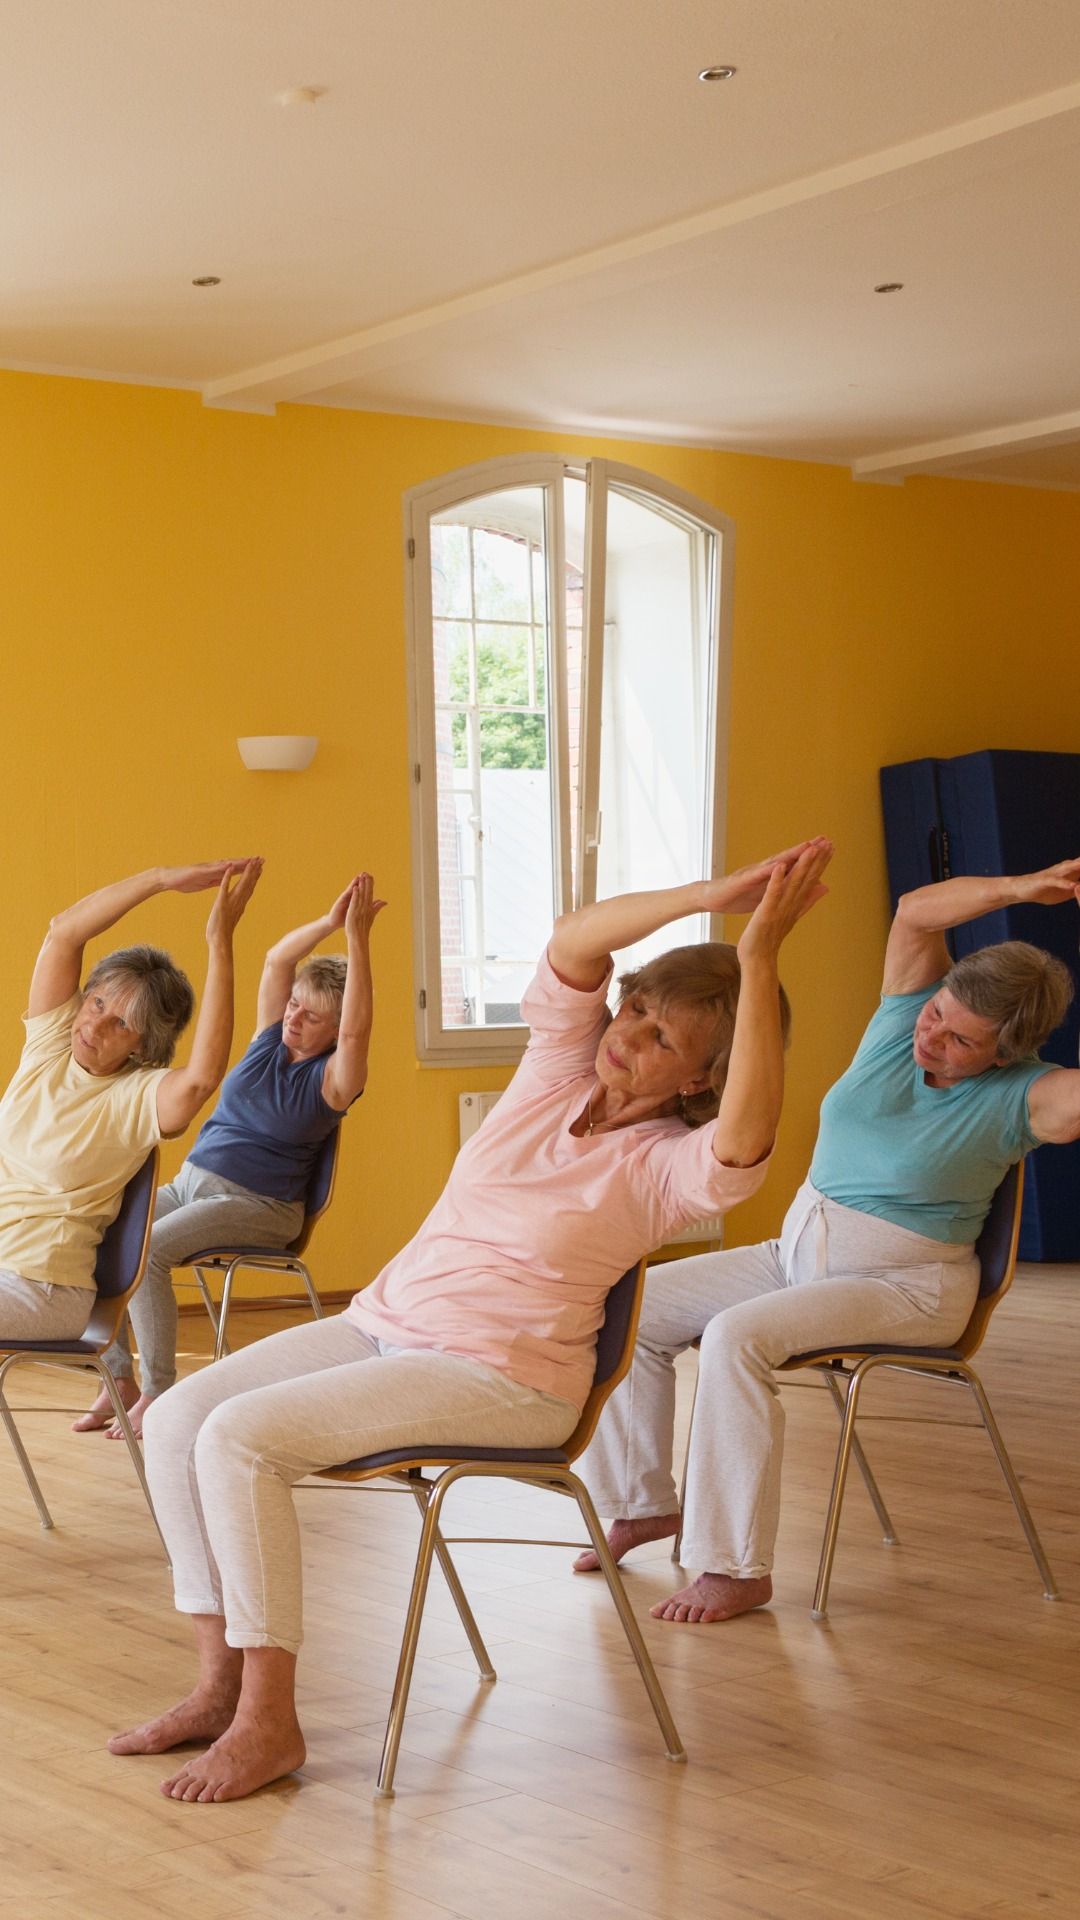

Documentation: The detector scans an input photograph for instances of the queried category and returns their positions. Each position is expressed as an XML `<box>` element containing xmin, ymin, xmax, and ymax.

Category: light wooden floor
<box><xmin>2</xmin><ymin>1265</ymin><xmax>1079</xmax><ymax>1920</ymax></box>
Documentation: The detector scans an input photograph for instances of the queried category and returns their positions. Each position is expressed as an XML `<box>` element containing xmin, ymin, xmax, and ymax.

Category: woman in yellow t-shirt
<box><xmin>0</xmin><ymin>860</ymin><xmax>262</xmax><ymax>1343</ymax></box>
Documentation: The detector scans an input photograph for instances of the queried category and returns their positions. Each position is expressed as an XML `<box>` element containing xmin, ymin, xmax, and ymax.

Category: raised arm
<box><xmin>256</xmin><ymin>882</ymin><xmax>355</xmax><ymax>1033</ymax></box>
<box><xmin>155</xmin><ymin>861</ymin><xmax>264</xmax><ymax>1136</ymax></box>
<box><xmin>883</xmin><ymin>857</ymin><xmax>1080</xmax><ymax>995</ymax></box>
<box><xmin>321</xmin><ymin>874</ymin><xmax>386</xmax><ymax>1112</ymax></box>
<box><xmin>711</xmin><ymin>841</ymin><xmax>833</xmax><ymax>1167</ymax></box>
<box><xmin>29</xmin><ymin>862</ymin><xmax>237</xmax><ymax>1017</ymax></box>
<box><xmin>548</xmin><ymin>842</ymin><xmax>823</xmax><ymax>991</ymax></box>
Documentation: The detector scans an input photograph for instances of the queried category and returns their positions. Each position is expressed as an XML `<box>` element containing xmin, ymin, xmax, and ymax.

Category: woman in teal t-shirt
<box><xmin>577</xmin><ymin>857</ymin><xmax>1080</xmax><ymax>1626</ymax></box>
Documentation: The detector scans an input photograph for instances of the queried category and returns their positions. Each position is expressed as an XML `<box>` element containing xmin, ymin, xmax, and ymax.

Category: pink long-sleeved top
<box><xmin>346</xmin><ymin>949</ymin><xmax>770</xmax><ymax>1410</ymax></box>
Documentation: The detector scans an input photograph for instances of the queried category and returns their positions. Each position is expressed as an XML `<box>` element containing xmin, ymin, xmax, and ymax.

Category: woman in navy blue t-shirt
<box><xmin>74</xmin><ymin>874</ymin><xmax>384</xmax><ymax>1436</ymax></box>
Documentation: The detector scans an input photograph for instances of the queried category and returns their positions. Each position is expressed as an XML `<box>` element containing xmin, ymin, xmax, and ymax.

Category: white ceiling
<box><xmin>6</xmin><ymin>0</ymin><xmax>1080</xmax><ymax>487</ymax></box>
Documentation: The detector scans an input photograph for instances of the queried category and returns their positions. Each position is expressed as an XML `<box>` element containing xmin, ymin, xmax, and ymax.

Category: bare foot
<box><xmin>573</xmin><ymin>1513</ymin><xmax>681</xmax><ymax>1572</ymax></box>
<box><xmin>108</xmin><ymin>1682</ymin><xmax>241</xmax><ymax>1756</ymax></box>
<box><xmin>105</xmin><ymin>1391</ymin><xmax>155</xmax><ymax>1441</ymax></box>
<box><xmin>160</xmin><ymin>1713</ymin><xmax>306</xmax><ymax>1802</ymax></box>
<box><xmin>72</xmin><ymin>1376</ymin><xmax>138</xmax><ymax>1433</ymax></box>
<box><xmin>649</xmin><ymin>1571</ymin><xmax>773</xmax><ymax>1624</ymax></box>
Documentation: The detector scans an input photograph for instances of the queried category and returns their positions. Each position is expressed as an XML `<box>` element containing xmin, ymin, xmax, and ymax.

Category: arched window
<box><xmin>405</xmin><ymin>456</ymin><xmax>733</xmax><ymax>1062</ymax></box>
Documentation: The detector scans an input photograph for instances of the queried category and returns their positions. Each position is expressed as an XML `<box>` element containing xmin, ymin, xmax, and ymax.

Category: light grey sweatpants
<box><xmin>142</xmin><ymin>1312</ymin><xmax>578</xmax><ymax>1654</ymax></box>
<box><xmin>104</xmin><ymin>1161</ymin><xmax>303</xmax><ymax>1399</ymax></box>
<box><xmin>577</xmin><ymin>1180</ymin><xmax>980</xmax><ymax>1579</ymax></box>
<box><xmin>0</xmin><ymin>1270</ymin><xmax>93</xmax><ymax>1341</ymax></box>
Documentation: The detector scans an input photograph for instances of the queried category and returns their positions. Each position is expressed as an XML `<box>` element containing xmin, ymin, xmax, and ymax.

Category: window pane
<box><xmin>473</xmin><ymin>525</ymin><xmax>533</xmax><ymax>621</ymax></box>
<box><xmin>430</xmin><ymin>524</ymin><xmax>472</xmax><ymax>618</ymax></box>
<box><xmin>475</xmin><ymin>624</ymin><xmax>533</xmax><ymax>707</ymax></box>
<box><xmin>430</xmin><ymin>487</ymin><xmax>555</xmax><ymax>1029</ymax></box>
<box><xmin>593</xmin><ymin>485</ymin><xmax>718</xmax><ymax>969</ymax></box>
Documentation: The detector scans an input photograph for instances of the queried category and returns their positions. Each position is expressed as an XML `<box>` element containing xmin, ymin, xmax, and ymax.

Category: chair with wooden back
<box><xmin>0</xmin><ymin>1147</ymin><xmax>166</xmax><ymax>1553</ymax></box>
<box><xmin>777</xmin><ymin>1159</ymin><xmax>1059</xmax><ymax>1616</ymax></box>
<box><xmin>312</xmin><ymin>1256</ymin><xmax>685</xmax><ymax>1800</ymax></box>
<box><xmin>172</xmin><ymin>1125</ymin><xmax>341</xmax><ymax>1360</ymax></box>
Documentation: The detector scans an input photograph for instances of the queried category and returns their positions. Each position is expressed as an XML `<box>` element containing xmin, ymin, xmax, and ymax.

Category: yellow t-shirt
<box><xmin>0</xmin><ymin>995</ymin><xmax>167</xmax><ymax>1290</ymax></box>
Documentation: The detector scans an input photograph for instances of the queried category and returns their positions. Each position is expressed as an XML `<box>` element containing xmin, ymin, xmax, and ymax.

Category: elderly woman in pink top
<box><xmin>110</xmin><ymin>840</ymin><xmax>831</xmax><ymax>1804</ymax></box>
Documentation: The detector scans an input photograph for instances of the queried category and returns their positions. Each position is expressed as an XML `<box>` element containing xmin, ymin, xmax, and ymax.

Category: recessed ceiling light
<box><xmin>274</xmin><ymin>85</ymin><xmax>327</xmax><ymax>107</ymax></box>
<box><xmin>192</xmin><ymin>276</ymin><xmax>221</xmax><ymax>287</ymax></box>
<box><xmin>874</xmin><ymin>282</ymin><xmax>904</xmax><ymax>294</ymax></box>
<box><xmin>699</xmin><ymin>66</ymin><xmax>737</xmax><ymax>82</ymax></box>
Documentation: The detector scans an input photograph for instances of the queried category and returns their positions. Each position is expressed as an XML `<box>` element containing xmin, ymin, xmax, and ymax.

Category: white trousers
<box><xmin>576</xmin><ymin>1181</ymin><xmax>980</xmax><ymax>1578</ymax></box>
<box><xmin>142</xmin><ymin>1314</ymin><xmax>577</xmax><ymax>1654</ymax></box>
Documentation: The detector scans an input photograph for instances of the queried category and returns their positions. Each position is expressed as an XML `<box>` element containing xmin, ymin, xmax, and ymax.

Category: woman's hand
<box><xmin>736</xmin><ymin>840</ymin><xmax>833</xmax><ymax>964</ymax></box>
<box><xmin>1013</xmin><ymin>858</ymin><xmax>1080</xmax><ymax>907</ymax></box>
<box><xmin>701</xmin><ymin>842</ymin><xmax>821</xmax><ymax>917</ymax></box>
<box><xmin>325</xmin><ymin>881</ymin><xmax>357</xmax><ymax>931</ymax></box>
<box><xmin>161</xmin><ymin>861</ymin><xmax>253</xmax><ymax>895</ymax></box>
<box><xmin>206</xmin><ymin>859</ymin><xmax>264</xmax><ymax>946</ymax></box>
<box><xmin>345</xmin><ymin>872</ymin><xmax>387</xmax><ymax>942</ymax></box>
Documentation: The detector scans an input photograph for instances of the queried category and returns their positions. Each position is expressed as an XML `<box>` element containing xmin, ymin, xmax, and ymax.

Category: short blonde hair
<box><xmin>617</xmin><ymin>942</ymin><xmax>792</xmax><ymax>1128</ymax></box>
<box><xmin>944</xmin><ymin>941</ymin><xmax>1074</xmax><ymax>1062</ymax></box>
<box><xmin>82</xmin><ymin>946</ymin><xmax>195</xmax><ymax>1068</ymax></box>
<box><xmin>296</xmin><ymin>955</ymin><xmax>347</xmax><ymax>1022</ymax></box>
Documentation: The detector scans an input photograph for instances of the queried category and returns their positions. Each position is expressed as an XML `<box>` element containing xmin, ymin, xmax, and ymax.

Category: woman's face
<box><xmin>595</xmin><ymin>993</ymin><xmax>713</xmax><ymax>1112</ymax></box>
<box><xmin>283</xmin><ymin>984</ymin><xmax>340</xmax><ymax>1061</ymax></box>
<box><xmin>71</xmin><ymin>986</ymin><xmax>142</xmax><ymax>1076</ymax></box>
<box><xmin>912</xmin><ymin>987</ymin><xmax>1003</xmax><ymax>1084</ymax></box>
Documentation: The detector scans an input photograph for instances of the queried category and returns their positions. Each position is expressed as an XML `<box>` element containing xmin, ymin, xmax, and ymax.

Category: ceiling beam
<box><xmin>203</xmin><ymin>78</ymin><xmax>1080</xmax><ymax>413</ymax></box>
<box><xmin>852</xmin><ymin>405</ymin><xmax>1080</xmax><ymax>482</ymax></box>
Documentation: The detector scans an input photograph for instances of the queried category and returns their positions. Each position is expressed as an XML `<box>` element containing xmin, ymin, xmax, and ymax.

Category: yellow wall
<box><xmin>2</xmin><ymin>368</ymin><xmax>1079</xmax><ymax>1282</ymax></box>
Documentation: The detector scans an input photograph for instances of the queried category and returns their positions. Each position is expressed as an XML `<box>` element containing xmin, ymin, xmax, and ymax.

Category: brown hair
<box><xmin>81</xmin><ymin>946</ymin><xmax>195</xmax><ymax>1069</ymax></box>
<box><xmin>944</xmin><ymin>941</ymin><xmax>1074</xmax><ymax>1063</ymax></box>
<box><xmin>617</xmin><ymin>942</ymin><xmax>792</xmax><ymax>1128</ymax></box>
<box><xmin>295</xmin><ymin>955</ymin><xmax>348</xmax><ymax>1021</ymax></box>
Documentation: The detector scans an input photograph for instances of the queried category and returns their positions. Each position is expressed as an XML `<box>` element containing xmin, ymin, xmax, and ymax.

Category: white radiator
<box><xmin>457</xmin><ymin>1092</ymin><xmax>723</xmax><ymax>1246</ymax></box>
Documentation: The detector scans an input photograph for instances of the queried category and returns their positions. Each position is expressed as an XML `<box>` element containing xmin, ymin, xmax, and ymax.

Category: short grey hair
<box><xmin>82</xmin><ymin>945</ymin><xmax>195</xmax><ymax>1069</ymax></box>
<box><xmin>944</xmin><ymin>941</ymin><xmax>1074</xmax><ymax>1063</ymax></box>
<box><xmin>295</xmin><ymin>955</ymin><xmax>347</xmax><ymax>1022</ymax></box>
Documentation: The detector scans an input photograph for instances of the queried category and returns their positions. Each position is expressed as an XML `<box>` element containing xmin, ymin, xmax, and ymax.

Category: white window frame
<box><xmin>405</xmin><ymin>454</ymin><xmax>734</xmax><ymax>1064</ymax></box>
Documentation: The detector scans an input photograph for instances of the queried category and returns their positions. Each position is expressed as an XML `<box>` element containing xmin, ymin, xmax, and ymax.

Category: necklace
<box><xmin>586</xmin><ymin>1090</ymin><xmax>597</xmax><ymax>1136</ymax></box>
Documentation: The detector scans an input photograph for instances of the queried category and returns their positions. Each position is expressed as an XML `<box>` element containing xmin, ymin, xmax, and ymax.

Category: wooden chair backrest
<box><xmin>289</xmin><ymin>1126</ymin><xmax>342</xmax><ymax>1260</ymax></box>
<box><xmin>562</xmin><ymin>1258</ymin><xmax>647</xmax><ymax>1463</ymax></box>
<box><xmin>83</xmin><ymin>1147</ymin><xmax>160</xmax><ymax>1347</ymax></box>
<box><xmin>954</xmin><ymin>1159</ymin><xmax>1025</xmax><ymax>1362</ymax></box>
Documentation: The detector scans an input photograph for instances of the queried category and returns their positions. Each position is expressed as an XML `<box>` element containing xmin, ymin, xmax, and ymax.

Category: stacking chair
<box><xmin>780</xmin><ymin>1159</ymin><xmax>1058</xmax><ymax>1617</ymax></box>
<box><xmin>0</xmin><ymin>1147</ymin><xmax>166</xmax><ymax>1553</ymax></box>
<box><xmin>173</xmin><ymin>1126</ymin><xmax>340</xmax><ymax>1360</ymax></box>
<box><xmin>313</xmin><ymin>1258</ymin><xmax>686</xmax><ymax>1800</ymax></box>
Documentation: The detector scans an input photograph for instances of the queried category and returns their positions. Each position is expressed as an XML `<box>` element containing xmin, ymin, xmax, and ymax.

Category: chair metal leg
<box><xmin>672</xmin><ymin>1355</ymin><xmax>701</xmax><ymax>1563</ymax></box>
<box><xmin>0</xmin><ymin>1356</ymin><xmax>54</xmax><ymax>1529</ymax></box>
<box><xmin>91</xmin><ymin>1362</ymin><xmax>171</xmax><ymax>1565</ymax></box>
<box><xmin>811</xmin><ymin>1358</ymin><xmax>881</xmax><ymax>1620</ymax></box>
<box><xmin>562</xmin><ymin>1467</ymin><xmax>685</xmax><ymax>1763</ymax></box>
<box><xmin>821</xmin><ymin>1368</ymin><xmax>899</xmax><ymax>1544</ymax></box>
<box><xmin>961</xmin><ymin>1367</ymin><xmax>1059</xmax><ymax>1600</ymax></box>
<box><xmin>215</xmin><ymin>1260</ymin><xmax>244</xmax><ymax>1361</ymax></box>
<box><xmin>294</xmin><ymin>1259</ymin><xmax>326</xmax><ymax>1322</ymax></box>
<box><xmin>376</xmin><ymin>1473</ymin><xmax>456</xmax><ymax>1799</ymax></box>
<box><xmin>192</xmin><ymin>1266</ymin><xmax>227</xmax><ymax>1348</ymax></box>
<box><xmin>407</xmin><ymin>1480</ymin><xmax>495</xmax><ymax>1680</ymax></box>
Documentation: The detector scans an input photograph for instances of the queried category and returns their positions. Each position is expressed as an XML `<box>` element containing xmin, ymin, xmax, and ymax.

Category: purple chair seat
<box><xmin>333</xmin><ymin>1443</ymin><xmax>570</xmax><ymax>1472</ymax></box>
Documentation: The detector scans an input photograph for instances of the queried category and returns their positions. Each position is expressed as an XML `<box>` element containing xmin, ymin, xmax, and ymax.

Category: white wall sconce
<box><xmin>237</xmin><ymin>735</ymin><xmax>319</xmax><ymax>771</ymax></box>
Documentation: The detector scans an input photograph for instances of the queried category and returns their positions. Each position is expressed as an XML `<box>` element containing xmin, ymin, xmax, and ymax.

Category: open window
<box><xmin>406</xmin><ymin>456</ymin><xmax>733</xmax><ymax>1063</ymax></box>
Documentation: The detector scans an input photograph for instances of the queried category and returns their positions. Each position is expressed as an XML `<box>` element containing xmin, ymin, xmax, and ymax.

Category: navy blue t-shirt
<box><xmin>188</xmin><ymin>1022</ymin><xmax>349</xmax><ymax>1202</ymax></box>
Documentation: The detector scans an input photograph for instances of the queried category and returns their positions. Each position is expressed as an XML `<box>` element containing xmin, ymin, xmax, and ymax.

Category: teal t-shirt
<box><xmin>808</xmin><ymin>982</ymin><xmax>1051</xmax><ymax>1244</ymax></box>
